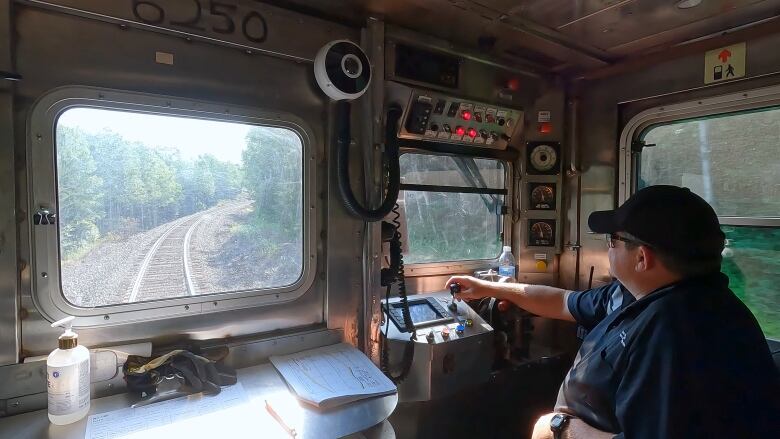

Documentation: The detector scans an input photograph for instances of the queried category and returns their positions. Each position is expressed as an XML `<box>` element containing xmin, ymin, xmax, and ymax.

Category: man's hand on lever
<box><xmin>445</xmin><ymin>275</ymin><xmax>494</xmax><ymax>301</ymax></box>
<box><xmin>445</xmin><ymin>276</ymin><xmax>576</xmax><ymax>322</ymax></box>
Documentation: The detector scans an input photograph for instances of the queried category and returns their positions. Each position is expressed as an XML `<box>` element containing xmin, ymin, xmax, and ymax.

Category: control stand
<box><xmin>381</xmin><ymin>290</ymin><xmax>493</xmax><ymax>402</ymax></box>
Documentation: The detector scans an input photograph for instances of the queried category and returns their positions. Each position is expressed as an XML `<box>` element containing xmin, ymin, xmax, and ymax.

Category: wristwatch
<box><xmin>550</xmin><ymin>413</ymin><xmax>573</xmax><ymax>439</ymax></box>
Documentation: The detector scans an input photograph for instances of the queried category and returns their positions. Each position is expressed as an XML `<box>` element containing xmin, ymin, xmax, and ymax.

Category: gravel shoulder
<box><xmin>60</xmin><ymin>197</ymin><xmax>300</xmax><ymax>307</ymax></box>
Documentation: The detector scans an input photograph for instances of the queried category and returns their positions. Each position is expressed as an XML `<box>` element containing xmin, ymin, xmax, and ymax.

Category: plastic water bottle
<box><xmin>497</xmin><ymin>246</ymin><xmax>516</xmax><ymax>280</ymax></box>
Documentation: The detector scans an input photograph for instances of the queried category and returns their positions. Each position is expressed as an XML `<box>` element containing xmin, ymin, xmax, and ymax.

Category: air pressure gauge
<box><xmin>526</xmin><ymin>142</ymin><xmax>561</xmax><ymax>175</ymax></box>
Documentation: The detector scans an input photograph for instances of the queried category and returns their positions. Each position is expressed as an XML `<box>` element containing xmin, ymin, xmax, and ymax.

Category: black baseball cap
<box><xmin>588</xmin><ymin>185</ymin><xmax>725</xmax><ymax>260</ymax></box>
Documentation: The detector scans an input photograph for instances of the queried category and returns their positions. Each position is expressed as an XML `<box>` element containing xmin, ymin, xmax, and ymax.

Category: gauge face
<box><xmin>530</xmin><ymin>183</ymin><xmax>556</xmax><ymax>210</ymax></box>
<box><xmin>530</xmin><ymin>144</ymin><xmax>557</xmax><ymax>172</ymax></box>
<box><xmin>529</xmin><ymin>220</ymin><xmax>555</xmax><ymax>247</ymax></box>
<box><xmin>526</xmin><ymin>142</ymin><xmax>561</xmax><ymax>175</ymax></box>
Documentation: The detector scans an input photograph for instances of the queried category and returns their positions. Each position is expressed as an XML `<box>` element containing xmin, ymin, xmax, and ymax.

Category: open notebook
<box><xmin>269</xmin><ymin>343</ymin><xmax>397</xmax><ymax>409</ymax></box>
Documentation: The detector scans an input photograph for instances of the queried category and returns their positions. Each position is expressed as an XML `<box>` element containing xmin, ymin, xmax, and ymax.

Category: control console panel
<box><xmin>399</xmin><ymin>90</ymin><xmax>523</xmax><ymax>150</ymax></box>
<box><xmin>381</xmin><ymin>291</ymin><xmax>494</xmax><ymax>402</ymax></box>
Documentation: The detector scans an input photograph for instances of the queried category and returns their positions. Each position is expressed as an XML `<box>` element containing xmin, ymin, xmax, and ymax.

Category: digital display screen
<box><xmin>407</xmin><ymin>301</ymin><xmax>441</xmax><ymax>323</ymax></box>
<box><xmin>395</xmin><ymin>43</ymin><xmax>460</xmax><ymax>89</ymax></box>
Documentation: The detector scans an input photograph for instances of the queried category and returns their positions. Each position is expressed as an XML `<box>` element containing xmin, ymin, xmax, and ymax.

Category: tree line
<box><xmin>57</xmin><ymin>125</ymin><xmax>302</xmax><ymax>260</ymax></box>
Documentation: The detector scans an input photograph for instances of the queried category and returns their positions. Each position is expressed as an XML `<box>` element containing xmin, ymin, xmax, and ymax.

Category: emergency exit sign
<box><xmin>704</xmin><ymin>43</ymin><xmax>746</xmax><ymax>84</ymax></box>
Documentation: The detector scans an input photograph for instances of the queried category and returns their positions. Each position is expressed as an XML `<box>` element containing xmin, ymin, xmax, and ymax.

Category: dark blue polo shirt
<box><xmin>555</xmin><ymin>273</ymin><xmax>780</xmax><ymax>438</ymax></box>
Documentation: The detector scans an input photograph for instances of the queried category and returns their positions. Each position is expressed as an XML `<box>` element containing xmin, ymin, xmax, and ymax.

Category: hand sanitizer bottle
<box><xmin>47</xmin><ymin>316</ymin><xmax>90</xmax><ymax>425</ymax></box>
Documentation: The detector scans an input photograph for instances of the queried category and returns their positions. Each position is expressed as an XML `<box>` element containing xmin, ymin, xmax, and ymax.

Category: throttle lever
<box><xmin>448</xmin><ymin>283</ymin><xmax>460</xmax><ymax>312</ymax></box>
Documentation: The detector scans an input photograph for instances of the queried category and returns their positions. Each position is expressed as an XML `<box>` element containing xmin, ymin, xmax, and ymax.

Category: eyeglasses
<box><xmin>605</xmin><ymin>233</ymin><xmax>648</xmax><ymax>248</ymax></box>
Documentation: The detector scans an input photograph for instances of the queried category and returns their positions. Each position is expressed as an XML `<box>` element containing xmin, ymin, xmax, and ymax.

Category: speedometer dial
<box><xmin>530</xmin><ymin>183</ymin><xmax>555</xmax><ymax>210</ymax></box>
<box><xmin>528</xmin><ymin>220</ymin><xmax>555</xmax><ymax>247</ymax></box>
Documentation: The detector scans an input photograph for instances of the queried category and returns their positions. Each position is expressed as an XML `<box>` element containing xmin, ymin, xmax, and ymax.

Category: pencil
<box><xmin>265</xmin><ymin>399</ymin><xmax>298</xmax><ymax>437</ymax></box>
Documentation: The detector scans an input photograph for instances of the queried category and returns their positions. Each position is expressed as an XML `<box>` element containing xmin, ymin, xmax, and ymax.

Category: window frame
<box><xmin>28</xmin><ymin>87</ymin><xmax>318</xmax><ymax>327</ymax></box>
<box><xmin>398</xmin><ymin>150</ymin><xmax>514</xmax><ymax>277</ymax></box>
<box><xmin>619</xmin><ymin>84</ymin><xmax>780</xmax><ymax>228</ymax></box>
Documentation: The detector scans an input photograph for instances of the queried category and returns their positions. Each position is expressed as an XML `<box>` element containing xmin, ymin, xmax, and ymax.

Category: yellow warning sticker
<box><xmin>704</xmin><ymin>43</ymin><xmax>745</xmax><ymax>84</ymax></box>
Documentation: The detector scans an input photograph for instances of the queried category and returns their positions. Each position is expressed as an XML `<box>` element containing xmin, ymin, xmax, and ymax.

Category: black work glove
<box><xmin>124</xmin><ymin>349</ymin><xmax>237</xmax><ymax>396</ymax></box>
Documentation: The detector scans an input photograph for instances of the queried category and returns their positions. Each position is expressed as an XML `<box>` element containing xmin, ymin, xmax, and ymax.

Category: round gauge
<box><xmin>529</xmin><ymin>144</ymin><xmax>558</xmax><ymax>172</ymax></box>
<box><xmin>531</xmin><ymin>185</ymin><xmax>554</xmax><ymax>206</ymax></box>
<box><xmin>531</xmin><ymin>222</ymin><xmax>553</xmax><ymax>241</ymax></box>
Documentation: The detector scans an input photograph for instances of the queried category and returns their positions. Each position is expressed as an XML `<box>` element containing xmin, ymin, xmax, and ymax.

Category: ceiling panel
<box><xmin>267</xmin><ymin>0</ymin><xmax>780</xmax><ymax>73</ymax></box>
<box><xmin>476</xmin><ymin>0</ymin><xmax>633</xmax><ymax>29</ymax></box>
<box><xmin>529</xmin><ymin>0</ymin><xmax>774</xmax><ymax>50</ymax></box>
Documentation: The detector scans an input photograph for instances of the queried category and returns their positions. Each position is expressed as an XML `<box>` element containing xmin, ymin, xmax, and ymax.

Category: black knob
<box><xmin>430</xmin><ymin>123</ymin><xmax>439</xmax><ymax>132</ymax></box>
<box><xmin>448</xmin><ymin>283</ymin><xmax>461</xmax><ymax>311</ymax></box>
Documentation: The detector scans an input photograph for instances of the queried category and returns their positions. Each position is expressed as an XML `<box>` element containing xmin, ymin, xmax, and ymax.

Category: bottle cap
<box><xmin>51</xmin><ymin>316</ymin><xmax>78</xmax><ymax>350</ymax></box>
<box><xmin>503</xmin><ymin>246</ymin><xmax>512</xmax><ymax>252</ymax></box>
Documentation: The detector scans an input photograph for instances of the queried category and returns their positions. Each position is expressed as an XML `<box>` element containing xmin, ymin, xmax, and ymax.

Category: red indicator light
<box><xmin>461</xmin><ymin>110</ymin><xmax>472</xmax><ymax>121</ymax></box>
<box><xmin>539</xmin><ymin>122</ymin><xmax>552</xmax><ymax>134</ymax></box>
<box><xmin>455</xmin><ymin>126</ymin><xmax>466</xmax><ymax>136</ymax></box>
<box><xmin>467</xmin><ymin>128</ymin><xmax>478</xmax><ymax>138</ymax></box>
<box><xmin>507</xmin><ymin>78</ymin><xmax>521</xmax><ymax>91</ymax></box>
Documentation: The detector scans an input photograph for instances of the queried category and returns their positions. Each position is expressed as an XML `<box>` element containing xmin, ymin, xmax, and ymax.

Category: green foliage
<box><xmin>56</xmin><ymin>127</ymin><xmax>104</xmax><ymax>257</ymax></box>
<box><xmin>403</xmin><ymin>191</ymin><xmax>502</xmax><ymax>264</ymax></box>
<box><xmin>641</xmin><ymin>109</ymin><xmax>780</xmax><ymax>216</ymax></box>
<box><xmin>721</xmin><ymin>226</ymin><xmax>780</xmax><ymax>339</ymax></box>
<box><xmin>241</xmin><ymin>127</ymin><xmax>302</xmax><ymax>241</ymax></box>
<box><xmin>56</xmin><ymin>126</ymin><xmax>242</xmax><ymax>260</ymax></box>
<box><xmin>399</xmin><ymin>154</ymin><xmax>504</xmax><ymax>264</ymax></box>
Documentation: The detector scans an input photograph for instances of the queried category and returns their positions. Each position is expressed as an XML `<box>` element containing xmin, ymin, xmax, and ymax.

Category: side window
<box><xmin>637</xmin><ymin>107</ymin><xmax>780</xmax><ymax>338</ymax></box>
<box><xmin>399</xmin><ymin>153</ymin><xmax>507</xmax><ymax>264</ymax></box>
<box><xmin>53</xmin><ymin>107</ymin><xmax>304</xmax><ymax>308</ymax></box>
<box><xmin>639</xmin><ymin>107</ymin><xmax>780</xmax><ymax>216</ymax></box>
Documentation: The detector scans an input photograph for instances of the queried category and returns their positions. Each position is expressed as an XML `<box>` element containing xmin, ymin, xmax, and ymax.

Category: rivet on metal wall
<box><xmin>184</xmin><ymin>305</ymin><xmax>190</xmax><ymax>310</ymax></box>
<box><xmin>104</xmin><ymin>315</ymin><xmax>110</xmax><ymax>320</ymax></box>
<box><xmin>41</xmin><ymin>272</ymin><xmax>47</xmax><ymax>278</ymax></box>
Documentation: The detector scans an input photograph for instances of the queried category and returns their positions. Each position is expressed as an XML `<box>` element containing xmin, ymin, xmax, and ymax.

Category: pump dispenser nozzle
<box><xmin>51</xmin><ymin>316</ymin><xmax>78</xmax><ymax>349</ymax></box>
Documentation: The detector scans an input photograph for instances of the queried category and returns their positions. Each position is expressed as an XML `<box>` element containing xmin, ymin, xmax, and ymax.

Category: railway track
<box><xmin>128</xmin><ymin>201</ymin><xmax>251</xmax><ymax>302</ymax></box>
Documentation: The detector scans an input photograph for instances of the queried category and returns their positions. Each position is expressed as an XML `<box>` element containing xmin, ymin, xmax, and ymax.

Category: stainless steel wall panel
<box><xmin>360</xmin><ymin>18</ymin><xmax>386</xmax><ymax>364</ymax></box>
<box><xmin>0</xmin><ymin>0</ymin><xmax>19</xmax><ymax>366</ymax></box>
<box><xmin>15</xmin><ymin>0</ymin><xmax>355</xmax><ymax>63</ymax></box>
<box><xmin>13</xmin><ymin>5</ymin><xmax>359</xmax><ymax>357</ymax></box>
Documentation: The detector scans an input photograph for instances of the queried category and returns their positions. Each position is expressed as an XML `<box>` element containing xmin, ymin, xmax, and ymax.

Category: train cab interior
<box><xmin>0</xmin><ymin>0</ymin><xmax>778</xmax><ymax>437</ymax></box>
